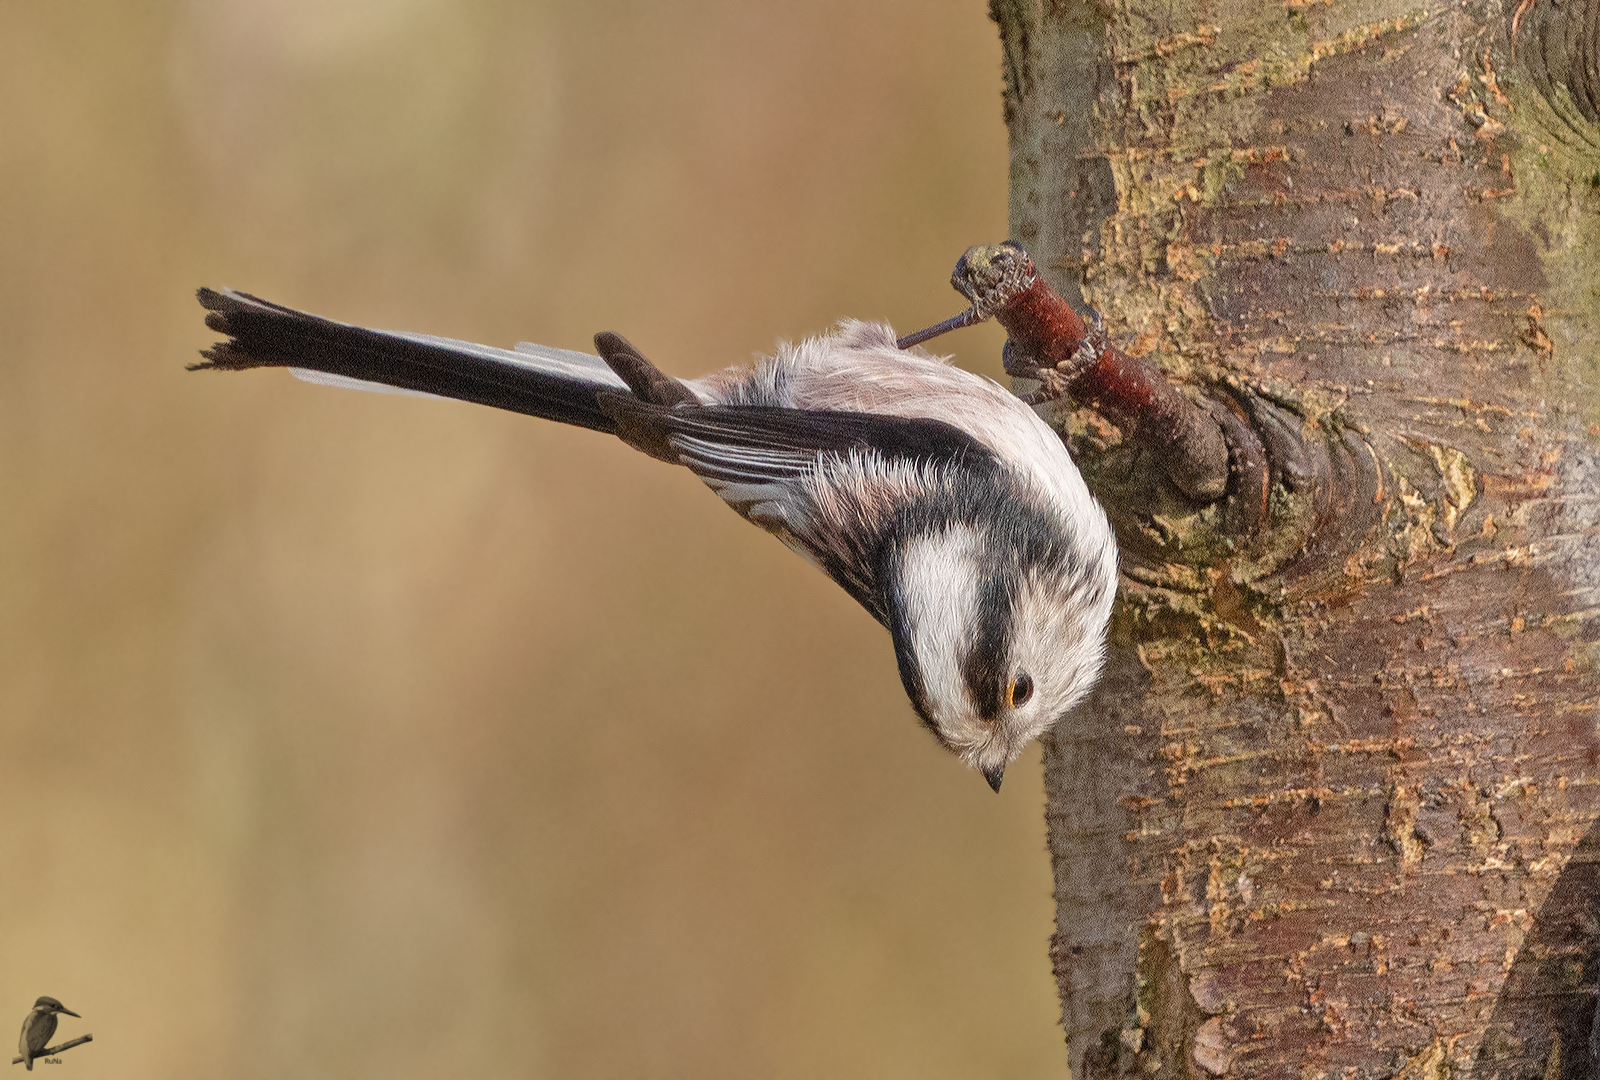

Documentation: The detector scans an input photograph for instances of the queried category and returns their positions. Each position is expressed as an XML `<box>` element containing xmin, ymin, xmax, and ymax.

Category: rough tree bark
<box><xmin>986</xmin><ymin>0</ymin><xmax>1600</xmax><ymax>1076</ymax></box>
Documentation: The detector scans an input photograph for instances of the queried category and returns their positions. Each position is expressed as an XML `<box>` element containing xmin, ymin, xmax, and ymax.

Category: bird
<box><xmin>18</xmin><ymin>997</ymin><xmax>78</xmax><ymax>1071</ymax></box>
<box><xmin>192</xmin><ymin>284</ymin><xmax>1119</xmax><ymax>791</ymax></box>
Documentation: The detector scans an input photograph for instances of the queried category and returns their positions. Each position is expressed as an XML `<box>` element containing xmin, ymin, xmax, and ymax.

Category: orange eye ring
<box><xmin>1007</xmin><ymin>672</ymin><xmax>1034</xmax><ymax>709</ymax></box>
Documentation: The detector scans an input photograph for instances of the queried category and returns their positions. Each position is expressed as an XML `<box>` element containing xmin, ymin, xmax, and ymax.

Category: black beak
<box><xmin>57</xmin><ymin>1008</ymin><xmax>79</xmax><ymax>1018</ymax></box>
<box><xmin>983</xmin><ymin>765</ymin><xmax>1005</xmax><ymax>793</ymax></box>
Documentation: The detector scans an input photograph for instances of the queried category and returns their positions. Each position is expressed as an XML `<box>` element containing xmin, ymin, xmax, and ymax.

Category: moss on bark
<box><xmin>991</xmin><ymin>0</ymin><xmax>1600</xmax><ymax>1075</ymax></box>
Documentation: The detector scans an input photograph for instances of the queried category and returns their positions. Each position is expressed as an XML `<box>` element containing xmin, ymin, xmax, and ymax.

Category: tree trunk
<box><xmin>988</xmin><ymin>0</ymin><xmax>1600</xmax><ymax>1075</ymax></box>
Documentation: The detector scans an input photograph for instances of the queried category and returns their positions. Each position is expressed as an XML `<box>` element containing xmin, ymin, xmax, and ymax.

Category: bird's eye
<box><xmin>1008</xmin><ymin>672</ymin><xmax>1034</xmax><ymax>708</ymax></box>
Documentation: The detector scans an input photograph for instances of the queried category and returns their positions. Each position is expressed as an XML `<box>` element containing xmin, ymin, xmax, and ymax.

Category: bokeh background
<box><xmin>0</xmin><ymin>2</ymin><xmax>1065</xmax><ymax>1076</ymax></box>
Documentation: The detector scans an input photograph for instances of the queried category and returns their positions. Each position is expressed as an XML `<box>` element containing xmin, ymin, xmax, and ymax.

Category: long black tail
<box><xmin>193</xmin><ymin>288</ymin><xmax>632</xmax><ymax>433</ymax></box>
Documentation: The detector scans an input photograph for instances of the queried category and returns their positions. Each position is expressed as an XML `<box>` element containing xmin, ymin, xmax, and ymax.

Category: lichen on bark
<box><xmin>989</xmin><ymin>0</ymin><xmax>1600</xmax><ymax>1076</ymax></box>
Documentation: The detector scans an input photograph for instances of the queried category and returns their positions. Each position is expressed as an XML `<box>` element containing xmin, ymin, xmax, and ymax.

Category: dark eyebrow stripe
<box><xmin>962</xmin><ymin>571</ymin><xmax>1012</xmax><ymax>720</ymax></box>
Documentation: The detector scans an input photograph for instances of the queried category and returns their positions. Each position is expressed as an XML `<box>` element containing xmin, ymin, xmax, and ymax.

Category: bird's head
<box><xmin>31</xmin><ymin>998</ymin><xmax>77</xmax><ymax>1018</ymax></box>
<box><xmin>887</xmin><ymin>519</ymin><xmax>1116</xmax><ymax>792</ymax></box>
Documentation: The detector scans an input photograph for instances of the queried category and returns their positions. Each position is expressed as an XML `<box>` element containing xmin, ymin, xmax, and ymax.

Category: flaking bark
<box><xmin>990</xmin><ymin>0</ymin><xmax>1600</xmax><ymax>1076</ymax></box>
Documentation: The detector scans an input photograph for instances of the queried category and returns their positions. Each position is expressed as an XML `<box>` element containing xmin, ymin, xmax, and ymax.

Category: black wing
<box><xmin>601</xmin><ymin>397</ymin><xmax>997</xmax><ymax>480</ymax></box>
<box><xmin>600</xmin><ymin>395</ymin><xmax>1002</xmax><ymax>617</ymax></box>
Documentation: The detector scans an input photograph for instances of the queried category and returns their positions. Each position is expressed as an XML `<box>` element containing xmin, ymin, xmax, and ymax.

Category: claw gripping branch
<box><xmin>900</xmin><ymin>242</ymin><xmax>1232</xmax><ymax>504</ymax></box>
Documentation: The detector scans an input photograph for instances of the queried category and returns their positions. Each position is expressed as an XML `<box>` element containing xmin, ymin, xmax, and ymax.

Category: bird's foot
<box><xmin>1003</xmin><ymin>331</ymin><xmax>1105</xmax><ymax>406</ymax></box>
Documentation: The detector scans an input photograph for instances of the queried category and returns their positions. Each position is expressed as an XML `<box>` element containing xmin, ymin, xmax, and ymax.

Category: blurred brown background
<box><xmin>0</xmin><ymin>1</ymin><xmax>1064</xmax><ymax>1076</ymax></box>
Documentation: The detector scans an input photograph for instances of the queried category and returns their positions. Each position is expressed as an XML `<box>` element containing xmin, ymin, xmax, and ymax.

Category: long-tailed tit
<box><xmin>193</xmin><ymin>285</ymin><xmax>1118</xmax><ymax>791</ymax></box>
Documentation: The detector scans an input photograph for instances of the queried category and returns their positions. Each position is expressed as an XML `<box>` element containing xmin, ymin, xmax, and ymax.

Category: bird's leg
<box><xmin>904</xmin><ymin>242</ymin><xmax>1233</xmax><ymax>505</ymax></box>
<box><xmin>895</xmin><ymin>306</ymin><xmax>984</xmax><ymax>350</ymax></box>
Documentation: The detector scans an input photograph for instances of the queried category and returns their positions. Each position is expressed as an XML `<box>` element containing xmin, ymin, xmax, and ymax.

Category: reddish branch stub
<box><xmin>900</xmin><ymin>242</ymin><xmax>1232</xmax><ymax>505</ymax></box>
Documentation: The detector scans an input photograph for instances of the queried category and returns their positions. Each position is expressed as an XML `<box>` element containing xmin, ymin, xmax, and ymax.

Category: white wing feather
<box><xmin>290</xmin><ymin>369</ymin><xmax>447</xmax><ymax>399</ymax></box>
